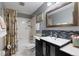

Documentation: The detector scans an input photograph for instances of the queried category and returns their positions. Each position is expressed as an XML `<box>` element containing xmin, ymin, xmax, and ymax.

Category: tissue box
<box><xmin>72</xmin><ymin>39</ymin><xmax>79</xmax><ymax>47</ymax></box>
<box><xmin>71</xmin><ymin>35</ymin><xmax>79</xmax><ymax>47</ymax></box>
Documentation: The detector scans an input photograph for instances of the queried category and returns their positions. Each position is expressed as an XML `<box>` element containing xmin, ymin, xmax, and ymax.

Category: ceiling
<box><xmin>3</xmin><ymin>2</ymin><xmax>44</xmax><ymax>15</ymax></box>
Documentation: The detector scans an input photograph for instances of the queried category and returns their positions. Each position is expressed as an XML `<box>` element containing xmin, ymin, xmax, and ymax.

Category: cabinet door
<box><xmin>46</xmin><ymin>42</ymin><xmax>50</xmax><ymax>56</ymax></box>
<box><xmin>50</xmin><ymin>45</ymin><xmax>55</xmax><ymax>56</ymax></box>
<box><xmin>42</xmin><ymin>41</ymin><xmax>46</xmax><ymax>56</ymax></box>
<box><xmin>35</xmin><ymin>39</ymin><xmax>43</xmax><ymax>56</ymax></box>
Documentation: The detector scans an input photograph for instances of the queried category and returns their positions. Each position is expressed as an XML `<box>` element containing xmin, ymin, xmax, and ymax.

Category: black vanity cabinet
<box><xmin>35</xmin><ymin>39</ymin><xmax>51</xmax><ymax>56</ymax></box>
<box><xmin>41</xmin><ymin>40</ymin><xmax>60</xmax><ymax>56</ymax></box>
<box><xmin>45</xmin><ymin>40</ymin><xmax>71</xmax><ymax>56</ymax></box>
<box><xmin>35</xmin><ymin>39</ymin><xmax>43</xmax><ymax>56</ymax></box>
<box><xmin>35</xmin><ymin>39</ymin><xmax>71</xmax><ymax>56</ymax></box>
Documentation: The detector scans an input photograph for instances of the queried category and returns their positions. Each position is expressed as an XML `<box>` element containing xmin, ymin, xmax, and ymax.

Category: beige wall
<box><xmin>30</xmin><ymin>16</ymin><xmax>36</xmax><ymax>42</ymax></box>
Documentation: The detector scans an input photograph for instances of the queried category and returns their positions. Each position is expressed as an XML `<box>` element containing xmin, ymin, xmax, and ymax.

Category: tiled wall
<box><xmin>42</xmin><ymin>30</ymin><xmax>79</xmax><ymax>39</ymax></box>
<box><xmin>16</xmin><ymin>17</ymin><xmax>31</xmax><ymax>49</ymax></box>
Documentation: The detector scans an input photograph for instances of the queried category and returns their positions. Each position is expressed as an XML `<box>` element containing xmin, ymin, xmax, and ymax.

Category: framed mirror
<box><xmin>46</xmin><ymin>2</ymin><xmax>78</xmax><ymax>27</ymax></box>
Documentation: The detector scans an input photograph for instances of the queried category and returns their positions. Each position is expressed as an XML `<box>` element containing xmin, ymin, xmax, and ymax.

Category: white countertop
<box><xmin>60</xmin><ymin>43</ymin><xmax>79</xmax><ymax>56</ymax></box>
<box><xmin>34</xmin><ymin>36</ymin><xmax>79</xmax><ymax>56</ymax></box>
<box><xmin>34</xmin><ymin>36</ymin><xmax>70</xmax><ymax>47</ymax></box>
<box><xmin>40</xmin><ymin>37</ymin><xmax>70</xmax><ymax>47</ymax></box>
<box><xmin>34</xmin><ymin>36</ymin><xmax>41</xmax><ymax>40</ymax></box>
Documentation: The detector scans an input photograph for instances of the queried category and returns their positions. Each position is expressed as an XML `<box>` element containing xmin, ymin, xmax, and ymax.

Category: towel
<box><xmin>0</xmin><ymin>29</ymin><xmax>7</xmax><ymax>38</ymax></box>
<box><xmin>0</xmin><ymin>16</ymin><xmax>6</xmax><ymax>29</ymax></box>
<box><xmin>0</xmin><ymin>16</ymin><xmax>7</xmax><ymax>38</ymax></box>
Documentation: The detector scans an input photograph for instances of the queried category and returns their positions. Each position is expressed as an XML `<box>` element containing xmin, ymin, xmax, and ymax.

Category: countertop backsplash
<box><xmin>42</xmin><ymin>30</ymin><xmax>79</xmax><ymax>39</ymax></box>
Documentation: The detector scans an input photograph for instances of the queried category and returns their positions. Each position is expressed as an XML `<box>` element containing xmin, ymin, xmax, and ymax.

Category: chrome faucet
<box><xmin>48</xmin><ymin>32</ymin><xmax>58</xmax><ymax>40</ymax></box>
<box><xmin>54</xmin><ymin>33</ymin><xmax>58</xmax><ymax>40</ymax></box>
<box><xmin>49</xmin><ymin>32</ymin><xmax>52</xmax><ymax>37</ymax></box>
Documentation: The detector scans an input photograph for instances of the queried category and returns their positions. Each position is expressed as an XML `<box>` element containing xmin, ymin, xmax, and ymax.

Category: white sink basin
<box><xmin>40</xmin><ymin>37</ymin><xmax>71</xmax><ymax>47</ymax></box>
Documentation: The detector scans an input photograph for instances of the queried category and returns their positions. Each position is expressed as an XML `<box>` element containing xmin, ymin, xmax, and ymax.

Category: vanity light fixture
<box><xmin>47</xmin><ymin>2</ymin><xmax>61</xmax><ymax>7</ymax></box>
<box><xmin>47</xmin><ymin>2</ymin><xmax>53</xmax><ymax>6</ymax></box>
<box><xmin>55</xmin><ymin>2</ymin><xmax>61</xmax><ymax>4</ymax></box>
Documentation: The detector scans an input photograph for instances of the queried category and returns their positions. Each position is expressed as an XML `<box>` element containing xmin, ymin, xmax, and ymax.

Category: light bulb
<box><xmin>55</xmin><ymin>2</ymin><xmax>60</xmax><ymax>4</ymax></box>
<box><xmin>47</xmin><ymin>2</ymin><xmax>52</xmax><ymax>6</ymax></box>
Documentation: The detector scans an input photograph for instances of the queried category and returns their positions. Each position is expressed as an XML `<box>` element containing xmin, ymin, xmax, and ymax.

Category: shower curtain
<box><xmin>4</xmin><ymin>9</ymin><xmax>17</xmax><ymax>56</ymax></box>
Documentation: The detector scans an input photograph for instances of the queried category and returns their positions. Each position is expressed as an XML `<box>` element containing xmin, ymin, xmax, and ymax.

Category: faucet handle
<box><xmin>49</xmin><ymin>32</ymin><xmax>52</xmax><ymax>37</ymax></box>
<box><xmin>54</xmin><ymin>33</ymin><xmax>57</xmax><ymax>37</ymax></box>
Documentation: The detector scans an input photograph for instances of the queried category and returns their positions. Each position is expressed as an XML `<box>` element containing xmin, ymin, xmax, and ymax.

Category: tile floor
<box><xmin>12</xmin><ymin>47</ymin><xmax>35</xmax><ymax>56</ymax></box>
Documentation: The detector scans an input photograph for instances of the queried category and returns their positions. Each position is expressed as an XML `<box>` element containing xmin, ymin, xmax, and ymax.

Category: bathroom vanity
<box><xmin>35</xmin><ymin>36</ymin><xmax>71</xmax><ymax>56</ymax></box>
<box><xmin>35</xmin><ymin>2</ymin><xmax>79</xmax><ymax>56</ymax></box>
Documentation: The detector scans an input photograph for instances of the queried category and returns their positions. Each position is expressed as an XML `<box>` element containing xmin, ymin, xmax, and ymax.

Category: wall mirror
<box><xmin>46</xmin><ymin>2</ymin><xmax>78</xmax><ymax>27</ymax></box>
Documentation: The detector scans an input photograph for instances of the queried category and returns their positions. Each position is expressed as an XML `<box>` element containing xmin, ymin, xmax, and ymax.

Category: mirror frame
<box><xmin>46</xmin><ymin>2</ymin><xmax>78</xmax><ymax>27</ymax></box>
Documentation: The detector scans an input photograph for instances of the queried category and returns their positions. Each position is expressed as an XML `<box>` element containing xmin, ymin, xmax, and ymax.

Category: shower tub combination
<box><xmin>13</xmin><ymin>17</ymin><xmax>35</xmax><ymax>56</ymax></box>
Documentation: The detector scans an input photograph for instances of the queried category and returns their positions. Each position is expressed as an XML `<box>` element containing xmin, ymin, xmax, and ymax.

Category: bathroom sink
<box><xmin>34</xmin><ymin>36</ymin><xmax>71</xmax><ymax>47</ymax></box>
<box><xmin>40</xmin><ymin>37</ymin><xmax>71</xmax><ymax>47</ymax></box>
